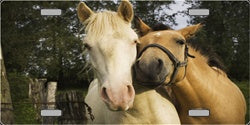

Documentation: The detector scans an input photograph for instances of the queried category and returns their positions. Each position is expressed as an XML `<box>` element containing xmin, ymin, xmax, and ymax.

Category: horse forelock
<box><xmin>152</xmin><ymin>23</ymin><xmax>172</xmax><ymax>31</ymax></box>
<box><xmin>83</xmin><ymin>11</ymin><xmax>135</xmax><ymax>41</ymax></box>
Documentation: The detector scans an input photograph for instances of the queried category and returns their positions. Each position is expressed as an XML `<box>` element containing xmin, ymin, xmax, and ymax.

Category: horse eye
<box><xmin>84</xmin><ymin>43</ymin><xmax>92</xmax><ymax>50</ymax></box>
<box><xmin>176</xmin><ymin>40</ymin><xmax>185</xmax><ymax>45</ymax></box>
<box><xmin>134</xmin><ymin>40</ymin><xmax>138</xmax><ymax>44</ymax></box>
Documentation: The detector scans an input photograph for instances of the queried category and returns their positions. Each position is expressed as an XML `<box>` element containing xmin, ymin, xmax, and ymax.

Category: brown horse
<box><xmin>134</xmin><ymin>17</ymin><xmax>246</xmax><ymax>124</ymax></box>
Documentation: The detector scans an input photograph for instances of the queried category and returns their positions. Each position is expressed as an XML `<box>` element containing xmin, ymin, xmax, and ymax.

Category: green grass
<box><xmin>7</xmin><ymin>72</ymin><xmax>39</xmax><ymax>124</ymax></box>
<box><xmin>12</xmin><ymin>99</ymin><xmax>39</xmax><ymax>124</ymax></box>
<box><xmin>234</xmin><ymin>80</ymin><xmax>249</xmax><ymax>123</ymax></box>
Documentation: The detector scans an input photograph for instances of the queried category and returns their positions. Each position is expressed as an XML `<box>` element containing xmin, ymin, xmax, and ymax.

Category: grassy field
<box><xmin>234</xmin><ymin>80</ymin><xmax>249</xmax><ymax>123</ymax></box>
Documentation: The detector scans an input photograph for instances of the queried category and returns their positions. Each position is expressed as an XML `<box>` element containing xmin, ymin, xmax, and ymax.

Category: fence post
<box><xmin>47</xmin><ymin>82</ymin><xmax>57</xmax><ymax>109</ymax></box>
<box><xmin>29</xmin><ymin>78</ymin><xmax>47</xmax><ymax>122</ymax></box>
<box><xmin>42</xmin><ymin>81</ymin><xmax>57</xmax><ymax>124</ymax></box>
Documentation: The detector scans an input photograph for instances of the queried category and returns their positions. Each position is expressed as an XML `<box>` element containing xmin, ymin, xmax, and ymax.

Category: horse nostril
<box><xmin>156</xmin><ymin>58</ymin><xmax>163</xmax><ymax>74</ymax></box>
<box><xmin>101</xmin><ymin>87</ymin><xmax>110</xmax><ymax>102</ymax></box>
<box><xmin>127</xmin><ymin>85</ymin><xmax>134</xmax><ymax>97</ymax></box>
<box><xmin>158</xmin><ymin>59</ymin><xmax>163</xmax><ymax>67</ymax></box>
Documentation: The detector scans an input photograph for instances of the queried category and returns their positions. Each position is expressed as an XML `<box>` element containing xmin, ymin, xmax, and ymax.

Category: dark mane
<box><xmin>188</xmin><ymin>40</ymin><xmax>226</xmax><ymax>72</ymax></box>
<box><xmin>152</xmin><ymin>23</ymin><xmax>226</xmax><ymax>72</ymax></box>
<box><xmin>152</xmin><ymin>23</ymin><xmax>172</xmax><ymax>31</ymax></box>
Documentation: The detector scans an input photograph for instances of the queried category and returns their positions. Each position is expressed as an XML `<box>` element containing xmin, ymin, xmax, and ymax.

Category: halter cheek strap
<box><xmin>137</xmin><ymin>43</ymin><xmax>195</xmax><ymax>86</ymax></box>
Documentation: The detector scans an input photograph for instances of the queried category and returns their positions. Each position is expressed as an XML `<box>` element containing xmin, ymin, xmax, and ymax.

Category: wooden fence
<box><xmin>1</xmin><ymin>79</ymin><xmax>92</xmax><ymax>124</ymax></box>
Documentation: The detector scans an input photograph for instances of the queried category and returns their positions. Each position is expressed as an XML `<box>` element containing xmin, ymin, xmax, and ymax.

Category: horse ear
<box><xmin>77</xmin><ymin>2</ymin><xmax>94</xmax><ymax>23</ymax></box>
<box><xmin>134</xmin><ymin>16</ymin><xmax>152</xmax><ymax>36</ymax></box>
<box><xmin>117</xmin><ymin>0</ymin><xmax>134</xmax><ymax>22</ymax></box>
<box><xmin>178</xmin><ymin>23</ymin><xmax>202</xmax><ymax>39</ymax></box>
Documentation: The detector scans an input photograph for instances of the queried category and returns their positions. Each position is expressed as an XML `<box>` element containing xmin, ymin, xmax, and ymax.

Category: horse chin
<box><xmin>134</xmin><ymin>66</ymin><xmax>168</xmax><ymax>87</ymax></box>
<box><xmin>136</xmin><ymin>80</ymin><xmax>164</xmax><ymax>89</ymax></box>
<box><xmin>135</xmin><ymin>73</ymin><xmax>166</xmax><ymax>87</ymax></box>
<box><xmin>104</xmin><ymin>101</ymin><xmax>133</xmax><ymax>111</ymax></box>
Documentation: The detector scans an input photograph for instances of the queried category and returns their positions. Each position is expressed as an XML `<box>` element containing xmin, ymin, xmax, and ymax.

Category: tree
<box><xmin>187</xmin><ymin>1</ymin><xmax>249</xmax><ymax>80</ymax></box>
<box><xmin>2</xmin><ymin>2</ymin><xmax>89</xmax><ymax>89</ymax></box>
<box><xmin>133</xmin><ymin>1</ymin><xmax>176</xmax><ymax>27</ymax></box>
<box><xmin>2</xmin><ymin>1</ymin><xmax>180</xmax><ymax>89</ymax></box>
<box><xmin>1</xmin><ymin>47</ymin><xmax>14</xmax><ymax>124</ymax></box>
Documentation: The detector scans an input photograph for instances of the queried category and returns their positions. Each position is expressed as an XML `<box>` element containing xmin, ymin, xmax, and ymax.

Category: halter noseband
<box><xmin>137</xmin><ymin>43</ymin><xmax>195</xmax><ymax>86</ymax></box>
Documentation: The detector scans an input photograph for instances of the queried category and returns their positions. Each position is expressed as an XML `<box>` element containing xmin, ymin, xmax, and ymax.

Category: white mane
<box><xmin>83</xmin><ymin>11</ymin><xmax>132</xmax><ymax>41</ymax></box>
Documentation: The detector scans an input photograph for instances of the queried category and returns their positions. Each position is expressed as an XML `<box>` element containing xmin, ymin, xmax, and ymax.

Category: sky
<box><xmin>115</xmin><ymin>0</ymin><xmax>193</xmax><ymax>30</ymax></box>
<box><xmin>166</xmin><ymin>1</ymin><xmax>192</xmax><ymax>30</ymax></box>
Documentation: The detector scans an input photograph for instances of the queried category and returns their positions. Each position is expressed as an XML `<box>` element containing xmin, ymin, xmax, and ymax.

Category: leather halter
<box><xmin>137</xmin><ymin>43</ymin><xmax>195</xmax><ymax>86</ymax></box>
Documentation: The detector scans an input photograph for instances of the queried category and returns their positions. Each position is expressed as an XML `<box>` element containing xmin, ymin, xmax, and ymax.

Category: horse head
<box><xmin>77</xmin><ymin>1</ymin><xmax>138</xmax><ymax>111</ymax></box>
<box><xmin>134</xmin><ymin>17</ymin><xmax>201</xmax><ymax>87</ymax></box>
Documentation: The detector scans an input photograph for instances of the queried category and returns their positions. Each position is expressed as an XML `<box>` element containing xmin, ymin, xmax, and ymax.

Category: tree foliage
<box><xmin>187</xmin><ymin>1</ymin><xmax>249</xmax><ymax>80</ymax></box>
<box><xmin>2</xmin><ymin>2</ymin><xmax>87</xmax><ymax>89</ymax></box>
<box><xmin>2</xmin><ymin>1</ymin><xmax>248</xmax><ymax>92</ymax></box>
<box><xmin>2</xmin><ymin>1</ymin><xmax>177</xmax><ymax>89</ymax></box>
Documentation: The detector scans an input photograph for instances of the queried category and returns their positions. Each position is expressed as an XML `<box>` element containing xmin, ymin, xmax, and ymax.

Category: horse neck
<box><xmin>171</xmin><ymin>48</ymin><xmax>226</xmax><ymax>107</ymax></box>
<box><xmin>132</xmin><ymin>84</ymin><xmax>171</xmax><ymax>109</ymax></box>
<box><xmin>125</xmin><ymin>84</ymin><xmax>178</xmax><ymax>122</ymax></box>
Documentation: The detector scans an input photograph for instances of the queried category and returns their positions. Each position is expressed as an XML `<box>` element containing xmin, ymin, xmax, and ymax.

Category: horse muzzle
<box><xmin>134</xmin><ymin>57</ymin><xmax>169</xmax><ymax>87</ymax></box>
<box><xmin>100</xmin><ymin>84</ymin><xmax>135</xmax><ymax>111</ymax></box>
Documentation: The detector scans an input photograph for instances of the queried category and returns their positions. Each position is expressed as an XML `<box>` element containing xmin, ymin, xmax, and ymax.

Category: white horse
<box><xmin>77</xmin><ymin>1</ymin><xmax>180</xmax><ymax>124</ymax></box>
